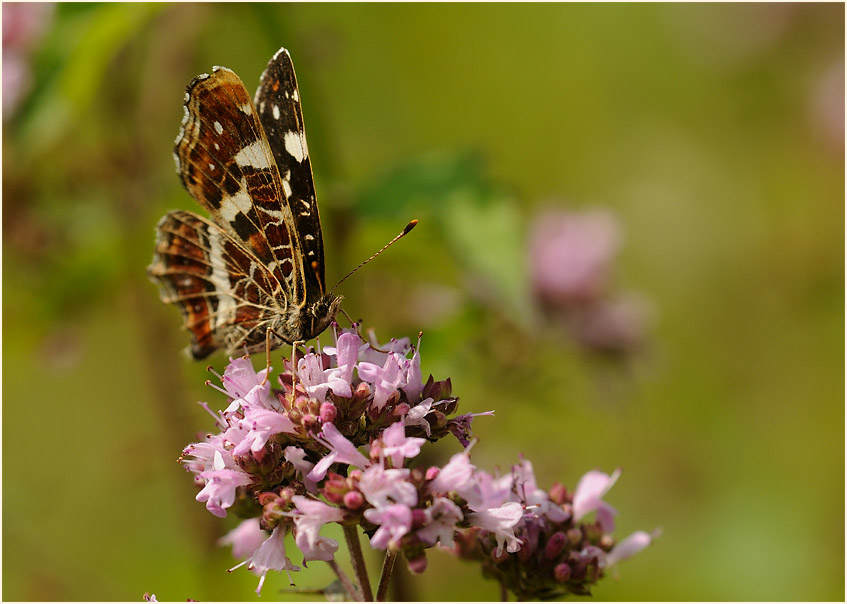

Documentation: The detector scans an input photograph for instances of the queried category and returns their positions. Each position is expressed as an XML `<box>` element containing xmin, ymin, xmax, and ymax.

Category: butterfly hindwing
<box><xmin>149</xmin><ymin>210</ymin><xmax>287</xmax><ymax>358</ymax></box>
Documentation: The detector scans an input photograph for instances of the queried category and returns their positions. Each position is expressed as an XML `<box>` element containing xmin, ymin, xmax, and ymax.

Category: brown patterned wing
<box><xmin>174</xmin><ymin>66</ymin><xmax>307</xmax><ymax>307</ymax></box>
<box><xmin>148</xmin><ymin>210</ymin><xmax>286</xmax><ymax>359</ymax></box>
<box><xmin>254</xmin><ymin>48</ymin><xmax>326</xmax><ymax>303</ymax></box>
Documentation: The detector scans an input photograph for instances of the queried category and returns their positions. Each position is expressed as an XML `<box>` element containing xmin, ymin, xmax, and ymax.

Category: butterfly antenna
<box><xmin>329</xmin><ymin>219</ymin><xmax>418</xmax><ymax>295</ymax></box>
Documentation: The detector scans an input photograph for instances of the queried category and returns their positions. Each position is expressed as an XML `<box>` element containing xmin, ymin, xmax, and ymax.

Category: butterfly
<box><xmin>148</xmin><ymin>47</ymin><xmax>343</xmax><ymax>359</ymax></box>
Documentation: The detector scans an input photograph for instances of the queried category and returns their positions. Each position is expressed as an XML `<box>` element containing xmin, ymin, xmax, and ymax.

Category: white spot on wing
<box><xmin>284</xmin><ymin>131</ymin><xmax>307</xmax><ymax>163</ymax></box>
<box><xmin>219</xmin><ymin>179</ymin><xmax>254</xmax><ymax>222</ymax></box>
<box><xmin>292</xmin><ymin>89</ymin><xmax>299</xmax><ymax>102</ymax></box>
<box><xmin>209</xmin><ymin>163</ymin><xmax>216</xmax><ymax>171</ymax></box>
<box><xmin>282</xmin><ymin>179</ymin><xmax>292</xmax><ymax>198</ymax></box>
<box><xmin>272</xmin><ymin>105</ymin><xmax>280</xmax><ymax>120</ymax></box>
<box><xmin>214</xmin><ymin>121</ymin><xmax>223</xmax><ymax>135</ymax></box>
<box><xmin>207</xmin><ymin>230</ymin><xmax>236</xmax><ymax>329</ymax></box>
<box><xmin>240</xmin><ymin>103</ymin><xmax>252</xmax><ymax>115</ymax></box>
<box><xmin>234</xmin><ymin>140</ymin><xmax>272</xmax><ymax>170</ymax></box>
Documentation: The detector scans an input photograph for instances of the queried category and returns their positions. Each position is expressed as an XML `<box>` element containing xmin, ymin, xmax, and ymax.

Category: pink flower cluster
<box><xmin>181</xmin><ymin>328</ymin><xmax>652</xmax><ymax>598</ymax></box>
<box><xmin>453</xmin><ymin>465</ymin><xmax>655</xmax><ymax>598</ymax></box>
<box><xmin>528</xmin><ymin>208</ymin><xmax>652</xmax><ymax>356</ymax></box>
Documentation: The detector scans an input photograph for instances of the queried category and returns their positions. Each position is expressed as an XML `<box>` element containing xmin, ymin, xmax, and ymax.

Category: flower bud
<box><xmin>406</xmin><ymin>552</ymin><xmax>428</xmax><ymax>574</ymax></box>
<box><xmin>319</xmin><ymin>402</ymin><xmax>337</xmax><ymax>423</ymax></box>
<box><xmin>544</xmin><ymin>531</ymin><xmax>567</xmax><ymax>559</ymax></box>
<box><xmin>553</xmin><ymin>562</ymin><xmax>571</xmax><ymax>583</ymax></box>
<box><xmin>425</xmin><ymin>466</ymin><xmax>440</xmax><ymax>481</ymax></box>
<box><xmin>567</xmin><ymin>528</ymin><xmax>582</xmax><ymax>546</ymax></box>
<box><xmin>548</xmin><ymin>482</ymin><xmax>568</xmax><ymax>505</ymax></box>
<box><xmin>343</xmin><ymin>490</ymin><xmax>364</xmax><ymax>510</ymax></box>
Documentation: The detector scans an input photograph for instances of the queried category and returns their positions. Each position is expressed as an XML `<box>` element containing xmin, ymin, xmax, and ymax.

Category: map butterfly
<box><xmin>148</xmin><ymin>47</ymin><xmax>344</xmax><ymax>358</ymax></box>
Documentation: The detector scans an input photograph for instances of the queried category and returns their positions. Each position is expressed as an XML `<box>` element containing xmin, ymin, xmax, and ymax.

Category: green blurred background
<box><xmin>3</xmin><ymin>3</ymin><xmax>843</xmax><ymax>601</ymax></box>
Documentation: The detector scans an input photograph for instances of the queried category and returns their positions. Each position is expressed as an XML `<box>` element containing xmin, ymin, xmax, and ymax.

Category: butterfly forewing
<box><xmin>174</xmin><ymin>66</ymin><xmax>306</xmax><ymax>306</ymax></box>
<box><xmin>254</xmin><ymin>48</ymin><xmax>326</xmax><ymax>300</ymax></box>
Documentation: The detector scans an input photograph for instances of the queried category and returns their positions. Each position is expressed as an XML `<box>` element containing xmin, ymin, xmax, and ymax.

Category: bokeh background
<box><xmin>3</xmin><ymin>3</ymin><xmax>843</xmax><ymax>601</ymax></box>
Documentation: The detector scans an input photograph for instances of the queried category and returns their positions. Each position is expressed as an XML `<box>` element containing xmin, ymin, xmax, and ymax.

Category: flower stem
<box><xmin>375</xmin><ymin>551</ymin><xmax>397</xmax><ymax>602</ymax></box>
<box><xmin>327</xmin><ymin>559</ymin><xmax>362</xmax><ymax>602</ymax></box>
<box><xmin>344</xmin><ymin>524</ymin><xmax>374</xmax><ymax>601</ymax></box>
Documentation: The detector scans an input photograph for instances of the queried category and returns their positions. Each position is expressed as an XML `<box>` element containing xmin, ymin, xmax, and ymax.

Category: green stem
<box><xmin>344</xmin><ymin>524</ymin><xmax>374</xmax><ymax>601</ymax></box>
<box><xmin>327</xmin><ymin>558</ymin><xmax>362</xmax><ymax>602</ymax></box>
<box><xmin>375</xmin><ymin>551</ymin><xmax>397</xmax><ymax>602</ymax></box>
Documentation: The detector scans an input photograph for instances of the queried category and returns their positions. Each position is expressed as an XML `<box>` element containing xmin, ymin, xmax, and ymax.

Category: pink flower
<box><xmin>468</xmin><ymin>501</ymin><xmax>524</xmax><ymax>555</ymax></box>
<box><xmin>2</xmin><ymin>3</ymin><xmax>54</xmax><ymax>117</ymax></box>
<box><xmin>184</xmin><ymin>439</ymin><xmax>252</xmax><ymax>517</ymax></box>
<box><xmin>529</xmin><ymin>208</ymin><xmax>620</xmax><ymax>305</ymax></box>
<box><xmin>358</xmin><ymin>353</ymin><xmax>407</xmax><ymax>411</ymax></box>
<box><xmin>380</xmin><ymin>421</ymin><xmax>425</xmax><ymax>468</ymax></box>
<box><xmin>234</xmin><ymin>525</ymin><xmax>299</xmax><ymax>595</ymax></box>
<box><xmin>465</xmin><ymin>467</ymin><xmax>514</xmax><ymax>512</ymax></box>
<box><xmin>291</xmin><ymin>496</ymin><xmax>345</xmax><ymax>562</ymax></box>
<box><xmin>228</xmin><ymin>405</ymin><xmax>297</xmax><ymax>456</ymax></box>
<box><xmin>181</xmin><ymin>434</ymin><xmax>228</xmax><ymax>473</ymax></box>
<box><xmin>323</xmin><ymin>331</ymin><xmax>359</xmax><ymax>398</ymax></box>
<box><xmin>427</xmin><ymin>452</ymin><xmax>476</xmax><ymax>496</ymax></box>
<box><xmin>364</xmin><ymin>503</ymin><xmax>413</xmax><ymax>549</ymax></box>
<box><xmin>415</xmin><ymin>497</ymin><xmax>463</xmax><ymax>548</ymax></box>
<box><xmin>400</xmin><ymin>344</ymin><xmax>423</xmax><ymax>403</ymax></box>
<box><xmin>284</xmin><ymin>446</ymin><xmax>318</xmax><ymax>492</ymax></box>
<box><xmin>221</xmin><ymin>356</ymin><xmax>269</xmax><ymax>399</ymax></box>
<box><xmin>308</xmin><ymin>422</ymin><xmax>370</xmax><ymax>482</ymax></box>
<box><xmin>218</xmin><ymin>518</ymin><xmax>267</xmax><ymax>560</ymax></box>
<box><xmin>513</xmin><ymin>459</ymin><xmax>568</xmax><ymax>523</ymax></box>
<box><xmin>358</xmin><ymin>333</ymin><xmax>411</xmax><ymax>366</ymax></box>
<box><xmin>195</xmin><ymin>463</ymin><xmax>252</xmax><ymax>518</ymax></box>
<box><xmin>403</xmin><ymin>397</ymin><xmax>434</xmax><ymax>436</ymax></box>
<box><xmin>604</xmin><ymin>530</ymin><xmax>655</xmax><ymax>567</ymax></box>
<box><xmin>297</xmin><ymin>352</ymin><xmax>335</xmax><ymax>401</ymax></box>
<box><xmin>572</xmin><ymin>468</ymin><xmax>621</xmax><ymax>531</ymax></box>
<box><xmin>358</xmin><ymin>466</ymin><xmax>417</xmax><ymax>508</ymax></box>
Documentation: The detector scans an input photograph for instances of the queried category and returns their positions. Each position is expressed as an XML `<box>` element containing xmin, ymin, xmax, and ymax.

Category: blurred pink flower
<box><xmin>605</xmin><ymin>530</ymin><xmax>656</xmax><ymax>567</ymax></box>
<box><xmin>572</xmin><ymin>468</ymin><xmax>621</xmax><ymax>531</ymax></box>
<box><xmin>529</xmin><ymin>208</ymin><xmax>621</xmax><ymax>306</ymax></box>
<box><xmin>808</xmin><ymin>59</ymin><xmax>845</xmax><ymax>153</ymax></box>
<box><xmin>572</xmin><ymin>293</ymin><xmax>652</xmax><ymax>354</ymax></box>
<box><xmin>218</xmin><ymin>518</ymin><xmax>266</xmax><ymax>560</ymax></box>
<box><xmin>2</xmin><ymin>3</ymin><xmax>54</xmax><ymax>117</ymax></box>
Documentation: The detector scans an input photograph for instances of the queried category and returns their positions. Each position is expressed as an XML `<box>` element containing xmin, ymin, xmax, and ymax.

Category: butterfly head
<box><xmin>302</xmin><ymin>294</ymin><xmax>344</xmax><ymax>340</ymax></box>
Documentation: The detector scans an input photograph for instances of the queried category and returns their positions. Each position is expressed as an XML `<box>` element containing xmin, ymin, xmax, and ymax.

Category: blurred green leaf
<box><xmin>438</xmin><ymin>187</ymin><xmax>535</xmax><ymax>333</ymax></box>
<box><xmin>21</xmin><ymin>3</ymin><xmax>164</xmax><ymax>157</ymax></box>
<box><xmin>356</xmin><ymin>151</ymin><xmax>536</xmax><ymax>330</ymax></box>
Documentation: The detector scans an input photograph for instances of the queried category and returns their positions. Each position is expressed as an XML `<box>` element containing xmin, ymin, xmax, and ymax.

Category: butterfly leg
<box><xmin>290</xmin><ymin>339</ymin><xmax>305</xmax><ymax>394</ymax></box>
<box><xmin>260</xmin><ymin>327</ymin><xmax>274</xmax><ymax>387</ymax></box>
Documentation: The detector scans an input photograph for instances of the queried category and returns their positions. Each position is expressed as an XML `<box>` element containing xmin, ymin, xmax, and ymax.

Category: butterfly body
<box><xmin>148</xmin><ymin>48</ymin><xmax>340</xmax><ymax>359</ymax></box>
